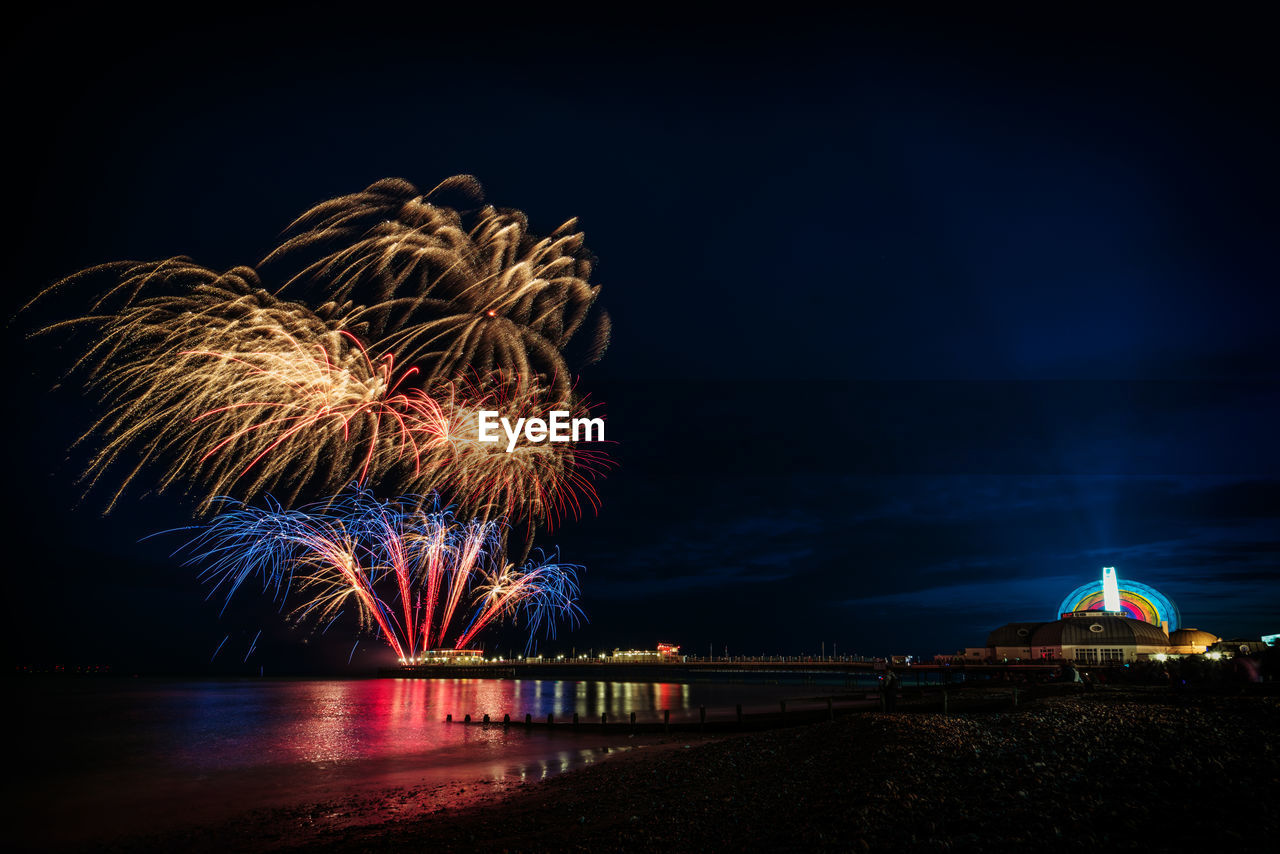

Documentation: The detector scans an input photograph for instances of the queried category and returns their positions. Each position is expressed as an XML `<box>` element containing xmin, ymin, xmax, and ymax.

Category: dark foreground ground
<box><xmin>101</xmin><ymin>688</ymin><xmax>1277</xmax><ymax>853</ymax></box>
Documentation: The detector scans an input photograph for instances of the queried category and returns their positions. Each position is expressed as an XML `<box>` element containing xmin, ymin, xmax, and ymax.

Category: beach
<box><xmin>91</xmin><ymin>687</ymin><xmax>1277</xmax><ymax>852</ymax></box>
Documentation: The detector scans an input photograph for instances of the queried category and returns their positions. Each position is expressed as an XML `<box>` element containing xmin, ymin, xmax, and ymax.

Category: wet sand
<box><xmin>80</xmin><ymin>687</ymin><xmax>1277</xmax><ymax>852</ymax></box>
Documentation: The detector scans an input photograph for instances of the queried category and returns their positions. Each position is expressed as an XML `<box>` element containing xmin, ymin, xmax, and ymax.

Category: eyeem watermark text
<box><xmin>478</xmin><ymin>411</ymin><xmax>605</xmax><ymax>452</ymax></box>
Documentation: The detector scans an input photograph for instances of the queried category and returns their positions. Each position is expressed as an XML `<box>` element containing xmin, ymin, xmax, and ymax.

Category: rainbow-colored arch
<box><xmin>1057</xmin><ymin>578</ymin><xmax>1180</xmax><ymax>632</ymax></box>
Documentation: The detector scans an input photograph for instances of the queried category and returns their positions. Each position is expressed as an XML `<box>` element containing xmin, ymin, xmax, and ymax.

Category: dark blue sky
<box><xmin>6</xmin><ymin>5</ymin><xmax>1276</xmax><ymax>672</ymax></box>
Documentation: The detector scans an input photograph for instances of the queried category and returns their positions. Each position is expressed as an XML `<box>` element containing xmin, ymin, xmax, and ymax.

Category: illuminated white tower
<box><xmin>1102</xmin><ymin>566</ymin><xmax>1121</xmax><ymax>613</ymax></box>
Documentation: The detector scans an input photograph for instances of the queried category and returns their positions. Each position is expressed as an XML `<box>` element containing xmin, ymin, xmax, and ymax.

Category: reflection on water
<box><xmin>15</xmin><ymin>676</ymin><xmax>821</xmax><ymax>846</ymax></box>
<box><xmin>260</xmin><ymin>677</ymin><xmax>698</xmax><ymax>768</ymax></box>
<box><xmin>199</xmin><ymin>678</ymin><xmax>702</xmax><ymax>770</ymax></box>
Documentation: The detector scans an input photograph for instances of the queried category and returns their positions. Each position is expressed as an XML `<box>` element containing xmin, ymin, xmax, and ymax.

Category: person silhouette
<box><xmin>881</xmin><ymin>669</ymin><xmax>900</xmax><ymax>712</ymax></box>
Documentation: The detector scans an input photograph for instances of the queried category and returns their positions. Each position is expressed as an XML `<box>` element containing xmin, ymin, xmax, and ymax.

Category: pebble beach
<box><xmin>90</xmin><ymin>686</ymin><xmax>1277</xmax><ymax>853</ymax></box>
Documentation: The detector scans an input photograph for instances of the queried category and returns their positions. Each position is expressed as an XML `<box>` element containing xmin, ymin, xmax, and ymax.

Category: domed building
<box><xmin>1032</xmin><ymin>613</ymin><xmax>1170</xmax><ymax>664</ymax></box>
<box><xmin>1168</xmin><ymin>628</ymin><xmax>1219</xmax><ymax>655</ymax></box>
<box><xmin>984</xmin><ymin>613</ymin><xmax>1172</xmax><ymax>663</ymax></box>
<box><xmin>961</xmin><ymin>568</ymin><xmax>1226</xmax><ymax>664</ymax></box>
<box><xmin>985</xmin><ymin>622</ymin><xmax>1046</xmax><ymax>662</ymax></box>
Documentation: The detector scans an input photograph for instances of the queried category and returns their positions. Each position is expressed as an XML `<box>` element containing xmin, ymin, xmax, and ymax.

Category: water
<box><xmin>14</xmin><ymin>674</ymin><xmax>868</xmax><ymax>847</ymax></box>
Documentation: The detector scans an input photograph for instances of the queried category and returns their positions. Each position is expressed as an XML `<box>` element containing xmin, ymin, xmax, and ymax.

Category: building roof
<box><xmin>1169</xmin><ymin>628</ymin><xmax>1219</xmax><ymax>648</ymax></box>
<box><xmin>1031</xmin><ymin>614</ymin><xmax>1170</xmax><ymax>648</ymax></box>
<box><xmin>987</xmin><ymin>622</ymin><xmax>1045</xmax><ymax>647</ymax></box>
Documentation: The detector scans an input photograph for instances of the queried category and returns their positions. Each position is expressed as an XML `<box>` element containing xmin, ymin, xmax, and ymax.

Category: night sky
<box><xmin>6</xmin><ymin>6</ymin><xmax>1276</xmax><ymax>674</ymax></box>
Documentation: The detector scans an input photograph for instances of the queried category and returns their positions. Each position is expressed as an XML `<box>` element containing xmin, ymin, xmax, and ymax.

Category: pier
<box><xmin>379</xmin><ymin>659</ymin><xmax>1062</xmax><ymax>681</ymax></box>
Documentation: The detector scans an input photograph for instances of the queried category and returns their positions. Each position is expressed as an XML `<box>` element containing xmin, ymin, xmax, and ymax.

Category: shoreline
<box><xmin>80</xmin><ymin>687</ymin><xmax>1277</xmax><ymax>852</ymax></box>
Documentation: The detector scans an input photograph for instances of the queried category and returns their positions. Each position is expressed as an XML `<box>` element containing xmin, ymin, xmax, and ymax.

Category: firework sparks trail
<box><xmin>67</xmin><ymin>263</ymin><xmax>455</xmax><ymax>510</ymax></box>
<box><xmin>453</xmin><ymin>555</ymin><xmax>586</xmax><ymax>650</ymax></box>
<box><xmin>413</xmin><ymin>373</ymin><xmax>611</xmax><ymax>534</ymax></box>
<box><xmin>30</xmin><ymin>260</ymin><xmax>608</xmax><ymax>528</ymax></box>
<box><xmin>244</xmin><ymin>630</ymin><xmax>262</xmax><ymax>662</ymax></box>
<box><xmin>179</xmin><ymin>485</ymin><xmax>584</xmax><ymax>656</ymax></box>
<box><xmin>24</xmin><ymin>178</ymin><xmax>608</xmax><ymax>657</ymax></box>
<box><xmin>262</xmin><ymin>176</ymin><xmax>611</xmax><ymax>400</ymax></box>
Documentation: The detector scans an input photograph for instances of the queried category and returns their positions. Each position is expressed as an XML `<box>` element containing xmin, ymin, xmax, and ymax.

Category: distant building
<box><xmin>399</xmin><ymin>649</ymin><xmax>486</xmax><ymax>665</ymax></box>
<box><xmin>611</xmin><ymin>649</ymin><xmax>661</xmax><ymax>661</ymax></box>
<box><xmin>1209</xmin><ymin>638</ymin><xmax>1271</xmax><ymax>657</ymax></box>
<box><xmin>984</xmin><ymin>613</ymin><xmax>1171</xmax><ymax>664</ymax></box>
<box><xmin>611</xmin><ymin>644</ymin><xmax>684</xmax><ymax>662</ymax></box>
<box><xmin>1168</xmin><ymin>628</ymin><xmax>1220</xmax><ymax>655</ymax></box>
<box><xmin>957</xmin><ymin>568</ymin><xmax>1264</xmax><ymax>665</ymax></box>
<box><xmin>985</xmin><ymin>622</ymin><xmax>1046</xmax><ymax>662</ymax></box>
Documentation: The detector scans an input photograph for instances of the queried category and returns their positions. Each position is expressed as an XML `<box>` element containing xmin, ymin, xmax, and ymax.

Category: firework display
<box><xmin>263</xmin><ymin>176</ymin><xmax>611</xmax><ymax>400</ymax></box>
<box><xmin>182</xmin><ymin>486</ymin><xmax>583</xmax><ymax>657</ymax></box>
<box><xmin>29</xmin><ymin>177</ymin><xmax>607</xmax><ymax>655</ymax></box>
<box><xmin>39</xmin><ymin>260</ymin><xmax>439</xmax><ymax>510</ymax></box>
<box><xmin>421</xmin><ymin>374</ymin><xmax>608</xmax><ymax>530</ymax></box>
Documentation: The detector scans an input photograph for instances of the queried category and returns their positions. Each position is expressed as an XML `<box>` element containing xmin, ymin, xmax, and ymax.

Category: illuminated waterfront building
<box><xmin>1167</xmin><ymin>628</ymin><xmax>1220</xmax><ymax>655</ymax></box>
<box><xmin>610</xmin><ymin>644</ymin><xmax>683</xmax><ymax>662</ymax></box>
<box><xmin>398</xmin><ymin>649</ymin><xmax>486</xmax><ymax>665</ymax></box>
<box><xmin>958</xmin><ymin>568</ymin><xmax>1259</xmax><ymax>664</ymax></box>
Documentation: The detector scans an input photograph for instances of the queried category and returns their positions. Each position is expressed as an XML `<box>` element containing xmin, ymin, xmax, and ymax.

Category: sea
<box><xmin>13</xmin><ymin>673</ymin><xmax>893</xmax><ymax>847</ymax></box>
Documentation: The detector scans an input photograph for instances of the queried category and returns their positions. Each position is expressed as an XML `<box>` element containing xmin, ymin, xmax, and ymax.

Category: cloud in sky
<box><xmin>574</xmin><ymin>473</ymin><xmax>1277</xmax><ymax>650</ymax></box>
